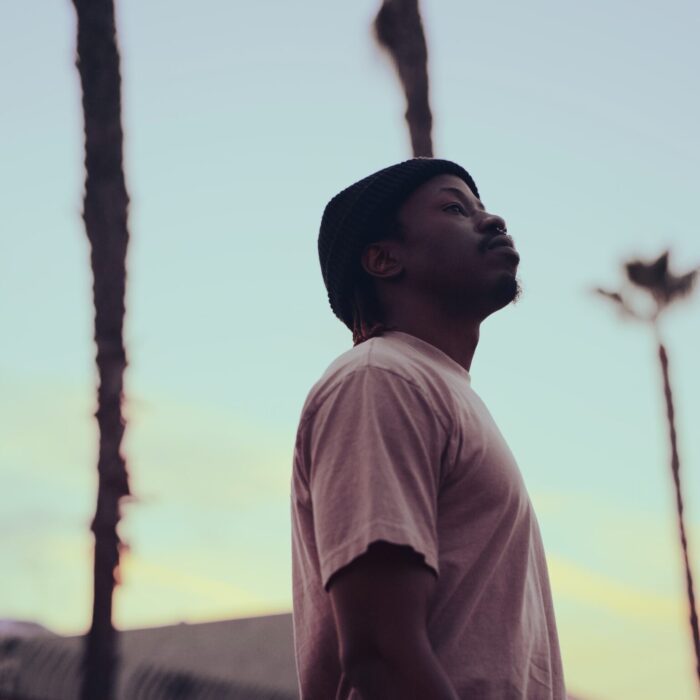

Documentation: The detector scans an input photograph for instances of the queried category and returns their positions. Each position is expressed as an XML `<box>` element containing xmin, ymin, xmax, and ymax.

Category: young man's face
<box><xmin>384</xmin><ymin>173</ymin><xmax>521</xmax><ymax>318</ymax></box>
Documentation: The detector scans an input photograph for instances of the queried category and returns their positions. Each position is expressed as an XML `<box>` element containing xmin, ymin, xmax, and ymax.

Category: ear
<box><xmin>360</xmin><ymin>242</ymin><xmax>403</xmax><ymax>280</ymax></box>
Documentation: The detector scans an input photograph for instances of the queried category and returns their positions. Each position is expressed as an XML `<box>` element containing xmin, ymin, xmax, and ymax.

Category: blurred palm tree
<box><xmin>596</xmin><ymin>249</ymin><xmax>700</xmax><ymax>690</ymax></box>
<box><xmin>71</xmin><ymin>0</ymin><xmax>132</xmax><ymax>698</ymax></box>
<box><xmin>373</xmin><ymin>0</ymin><xmax>433</xmax><ymax>156</ymax></box>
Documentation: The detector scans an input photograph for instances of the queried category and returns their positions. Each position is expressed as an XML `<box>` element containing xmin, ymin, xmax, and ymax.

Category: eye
<box><xmin>444</xmin><ymin>203</ymin><xmax>467</xmax><ymax>215</ymax></box>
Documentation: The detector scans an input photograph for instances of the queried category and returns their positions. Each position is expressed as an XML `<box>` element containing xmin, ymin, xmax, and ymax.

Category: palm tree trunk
<box><xmin>373</xmin><ymin>0</ymin><xmax>433</xmax><ymax>157</ymax></box>
<box><xmin>71</xmin><ymin>1</ymin><xmax>131</xmax><ymax>698</ymax></box>
<box><xmin>658</xmin><ymin>340</ymin><xmax>700</xmax><ymax>690</ymax></box>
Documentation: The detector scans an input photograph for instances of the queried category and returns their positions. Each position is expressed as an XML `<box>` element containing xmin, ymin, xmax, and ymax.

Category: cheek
<box><xmin>415</xmin><ymin>247</ymin><xmax>472</xmax><ymax>289</ymax></box>
<box><xmin>431</xmin><ymin>239</ymin><xmax>478</xmax><ymax>275</ymax></box>
<box><xmin>407</xmin><ymin>233</ymin><xmax>481</xmax><ymax>286</ymax></box>
<box><xmin>412</xmin><ymin>244</ymin><xmax>449</xmax><ymax>281</ymax></box>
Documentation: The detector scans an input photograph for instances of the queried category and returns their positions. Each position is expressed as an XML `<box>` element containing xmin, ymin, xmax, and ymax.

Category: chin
<box><xmin>492</xmin><ymin>274</ymin><xmax>521</xmax><ymax>308</ymax></box>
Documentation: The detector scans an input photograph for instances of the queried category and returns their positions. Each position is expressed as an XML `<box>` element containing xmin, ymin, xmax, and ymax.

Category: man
<box><xmin>290</xmin><ymin>157</ymin><xmax>567</xmax><ymax>699</ymax></box>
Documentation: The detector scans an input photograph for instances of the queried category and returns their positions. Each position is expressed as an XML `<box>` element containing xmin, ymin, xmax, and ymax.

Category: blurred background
<box><xmin>1</xmin><ymin>1</ymin><xmax>699</xmax><ymax>698</ymax></box>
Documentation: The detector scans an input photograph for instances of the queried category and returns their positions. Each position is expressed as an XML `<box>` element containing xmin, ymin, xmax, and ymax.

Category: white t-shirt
<box><xmin>290</xmin><ymin>329</ymin><xmax>566</xmax><ymax>699</ymax></box>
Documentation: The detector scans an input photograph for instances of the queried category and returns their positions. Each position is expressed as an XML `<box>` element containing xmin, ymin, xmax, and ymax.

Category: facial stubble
<box><xmin>493</xmin><ymin>274</ymin><xmax>522</xmax><ymax>308</ymax></box>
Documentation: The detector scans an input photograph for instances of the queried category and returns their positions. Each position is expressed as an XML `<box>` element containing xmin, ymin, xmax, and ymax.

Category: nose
<box><xmin>477</xmin><ymin>211</ymin><xmax>507</xmax><ymax>234</ymax></box>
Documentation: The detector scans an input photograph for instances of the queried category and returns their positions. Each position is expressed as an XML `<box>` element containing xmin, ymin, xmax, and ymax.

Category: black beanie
<box><xmin>317</xmin><ymin>156</ymin><xmax>480</xmax><ymax>332</ymax></box>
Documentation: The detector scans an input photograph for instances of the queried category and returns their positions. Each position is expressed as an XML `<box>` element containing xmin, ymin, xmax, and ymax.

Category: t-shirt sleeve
<box><xmin>303</xmin><ymin>365</ymin><xmax>448</xmax><ymax>591</ymax></box>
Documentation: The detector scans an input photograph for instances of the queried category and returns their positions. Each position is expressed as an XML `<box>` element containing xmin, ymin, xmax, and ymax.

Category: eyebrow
<box><xmin>438</xmin><ymin>186</ymin><xmax>485</xmax><ymax>211</ymax></box>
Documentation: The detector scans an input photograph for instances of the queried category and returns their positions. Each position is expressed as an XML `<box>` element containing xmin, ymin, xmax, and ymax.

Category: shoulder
<box><xmin>298</xmin><ymin>334</ymin><xmax>449</xmax><ymax>433</ymax></box>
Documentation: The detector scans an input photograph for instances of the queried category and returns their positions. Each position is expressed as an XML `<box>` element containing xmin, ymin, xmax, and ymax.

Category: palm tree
<box><xmin>373</xmin><ymin>0</ymin><xmax>433</xmax><ymax>157</ymax></box>
<box><xmin>71</xmin><ymin>0</ymin><xmax>132</xmax><ymax>698</ymax></box>
<box><xmin>595</xmin><ymin>249</ymin><xmax>700</xmax><ymax>691</ymax></box>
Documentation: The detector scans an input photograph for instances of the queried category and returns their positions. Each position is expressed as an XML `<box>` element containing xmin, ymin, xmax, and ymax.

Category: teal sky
<box><xmin>2</xmin><ymin>1</ymin><xmax>700</xmax><ymax>698</ymax></box>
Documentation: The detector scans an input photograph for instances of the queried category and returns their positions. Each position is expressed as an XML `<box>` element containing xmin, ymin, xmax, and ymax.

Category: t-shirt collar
<box><xmin>382</xmin><ymin>330</ymin><xmax>471</xmax><ymax>383</ymax></box>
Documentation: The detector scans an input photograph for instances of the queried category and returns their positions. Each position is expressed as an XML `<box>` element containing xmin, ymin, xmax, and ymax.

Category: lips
<box><xmin>486</xmin><ymin>234</ymin><xmax>515</xmax><ymax>250</ymax></box>
<box><xmin>485</xmin><ymin>234</ymin><xmax>520</xmax><ymax>263</ymax></box>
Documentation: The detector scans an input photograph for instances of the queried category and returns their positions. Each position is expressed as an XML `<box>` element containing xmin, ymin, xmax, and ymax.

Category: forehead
<box><xmin>401</xmin><ymin>173</ymin><xmax>479</xmax><ymax>209</ymax></box>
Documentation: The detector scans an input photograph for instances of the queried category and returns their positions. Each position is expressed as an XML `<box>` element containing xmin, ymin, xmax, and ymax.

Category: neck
<box><xmin>382</xmin><ymin>301</ymin><xmax>481</xmax><ymax>372</ymax></box>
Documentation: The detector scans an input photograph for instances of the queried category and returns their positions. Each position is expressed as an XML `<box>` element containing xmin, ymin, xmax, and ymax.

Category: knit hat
<box><xmin>318</xmin><ymin>156</ymin><xmax>480</xmax><ymax>331</ymax></box>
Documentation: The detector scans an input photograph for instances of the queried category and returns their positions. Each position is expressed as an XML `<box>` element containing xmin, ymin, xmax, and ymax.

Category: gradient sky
<box><xmin>2</xmin><ymin>1</ymin><xmax>700</xmax><ymax>698</ymax></box>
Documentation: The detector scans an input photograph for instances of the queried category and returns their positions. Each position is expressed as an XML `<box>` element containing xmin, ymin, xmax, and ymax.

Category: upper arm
<box><xmin>306</xmin><ymin>368</ymin><xmax>447</xmax><ymax>591</ymax></box>
<box><xmin>327</xmin><ymin>539</ymin><xmax>438</xmax><ymax>671</ymax></box>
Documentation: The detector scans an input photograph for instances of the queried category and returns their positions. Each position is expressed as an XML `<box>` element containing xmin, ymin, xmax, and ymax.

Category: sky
<box><xmin>1</xmin><ymin>0</ymin><xmax>700</xmax><ymax>698</ymax></box>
